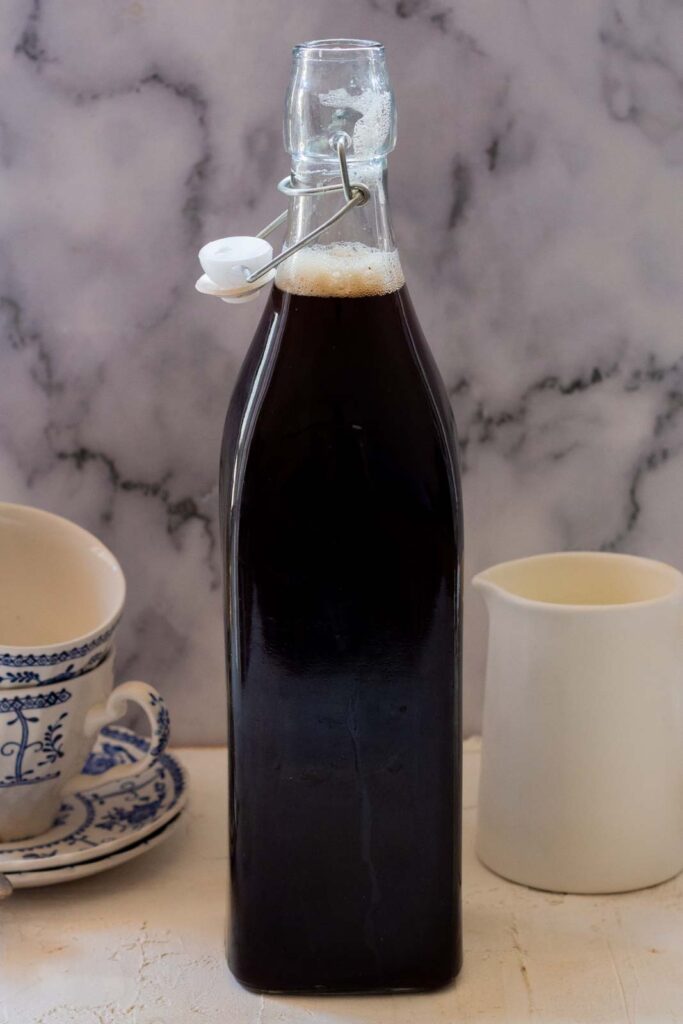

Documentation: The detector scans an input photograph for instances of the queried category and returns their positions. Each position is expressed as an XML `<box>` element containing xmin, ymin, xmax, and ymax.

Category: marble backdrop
<box><xmin>1</xmin><ymin>0</ymin><xmax>682</xmax><ymax>742</ymax></box>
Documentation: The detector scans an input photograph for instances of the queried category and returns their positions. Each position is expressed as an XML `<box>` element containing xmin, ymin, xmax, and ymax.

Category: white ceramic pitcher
<box><xmin>473</xmin><ymin>551</ymin><xmax>683</xmax><ymax>894</ymax></box>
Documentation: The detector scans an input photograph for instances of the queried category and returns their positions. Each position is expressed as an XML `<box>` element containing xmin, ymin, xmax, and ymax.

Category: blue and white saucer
<box><xmin>6</xmin><ymin>813</ymin><xmax>183</xmax><ymax>889</ymax></box>
<box><xmin>0</xmin><ymin>725</ymin><xmax>187</xmax><ymax>881</ymax></box>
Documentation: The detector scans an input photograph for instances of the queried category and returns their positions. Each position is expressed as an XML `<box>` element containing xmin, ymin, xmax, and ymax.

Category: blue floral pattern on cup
<box><xmin>0</xmin><ymin>689</ymin><xmax>72</xmax><ymax>788</ymax></box>
<box><xmin>0</xmin><ymin>622</ymin><xmax>118</xmax><ymax>689</ymax></box>
<box><xmin>0</xmin><ymin>660</ymin><xmax>170</xmax><ymax>843</ymax></box>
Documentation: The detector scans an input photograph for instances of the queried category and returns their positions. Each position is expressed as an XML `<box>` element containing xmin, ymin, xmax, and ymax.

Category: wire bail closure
<box><xmin>196</xmin><ymin>140</ymin><xmax>369</xmax><ymax>303</ymax></box>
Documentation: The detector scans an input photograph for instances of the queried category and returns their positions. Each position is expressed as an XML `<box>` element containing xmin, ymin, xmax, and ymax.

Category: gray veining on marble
<box><xmin>1</xmin><ymin>0</ymin><xmax>682</xmax><ymax>742</ymax></box>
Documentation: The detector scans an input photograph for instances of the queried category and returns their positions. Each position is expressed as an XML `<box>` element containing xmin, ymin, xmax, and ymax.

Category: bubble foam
<box><xmin>318</xmin><ymin>87</ymin><xmax>392</xmax><ymax>159</ymax></box>
<box><xmin>275</xmin><ymin>243</ymin><xmax>405</xmax><ymax>298</ymax></box>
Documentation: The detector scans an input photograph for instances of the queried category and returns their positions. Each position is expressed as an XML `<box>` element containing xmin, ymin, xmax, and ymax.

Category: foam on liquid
<box><xmin>276</xmin><ymin>243</ymin><xmax>405</xmax><ymax>298</ymax></box>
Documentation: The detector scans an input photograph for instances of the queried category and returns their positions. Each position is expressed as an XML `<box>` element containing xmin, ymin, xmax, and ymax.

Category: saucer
<box><xmin>0</xmin><ymin>725</ymin><xmax>187</xmax><ymax>873</ymax></box>
<box><xmin>6</xmin><ymin>812</ymin><xmax>183</xmax><ymax>889</ymax></box>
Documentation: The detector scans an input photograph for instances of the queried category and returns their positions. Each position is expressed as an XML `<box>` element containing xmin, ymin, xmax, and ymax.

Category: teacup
<box><xmin>0</xmin><ymin>503</ymin><xmax>124</xmax><ymax>688</ymax></box>
<box><xmin>0</xmin><ymin>503</ymin><xmax>169</xmax><ymax>841</ymax></box>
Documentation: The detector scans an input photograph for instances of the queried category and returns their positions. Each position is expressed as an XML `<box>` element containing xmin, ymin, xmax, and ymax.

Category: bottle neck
<box><xmin>283</xmin><ymin>156</ymin><xmax>397</xmax><ymax>252</ymax></box>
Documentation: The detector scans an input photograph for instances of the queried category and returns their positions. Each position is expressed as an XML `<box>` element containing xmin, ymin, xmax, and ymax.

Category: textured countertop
<box><xmin>2</xmin><ymin>739</ymin><xmax>683</xmax><ymax>1023</ymax></box>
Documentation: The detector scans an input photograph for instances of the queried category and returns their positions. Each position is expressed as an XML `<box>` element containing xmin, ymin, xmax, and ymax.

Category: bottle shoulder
<box><xmin>221</xmin><ymin>285</ymin><xmax>462</xmax><ymax>507</ymax></box>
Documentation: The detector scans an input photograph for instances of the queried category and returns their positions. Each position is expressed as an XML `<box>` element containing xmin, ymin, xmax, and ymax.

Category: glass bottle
<box><xmin>220</xmin><ymin>38</ymin><xmax>463</xmax><ymax>994</ymax></box>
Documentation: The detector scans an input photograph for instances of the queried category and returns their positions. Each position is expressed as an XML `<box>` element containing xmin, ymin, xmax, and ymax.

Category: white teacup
<box><xmin>0</xmin><ymin>503</ymin><xmax>125</xmax><ymax>688</ymax></box>
<box><xmin>0</xmin><ymin>503</ymin><xmax>169</xmax><ymax>841</ymax></box>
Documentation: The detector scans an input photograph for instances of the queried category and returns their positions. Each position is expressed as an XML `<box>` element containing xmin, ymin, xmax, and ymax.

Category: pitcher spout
<box><xmin>472</xmin><ymin>570</ymin><xmax>503</xmax><ymax>607</ymax></box>
<box><xmin>473</xmin><ymin>551</ymin><xmax>683</xmax><ymax>611</ymax></box>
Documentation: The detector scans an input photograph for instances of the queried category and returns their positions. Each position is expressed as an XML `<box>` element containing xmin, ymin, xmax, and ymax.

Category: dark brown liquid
<box><xmin>220</xmin><ymin>281</ymin><xmax>463</xmax><ymax>993</ymax></box>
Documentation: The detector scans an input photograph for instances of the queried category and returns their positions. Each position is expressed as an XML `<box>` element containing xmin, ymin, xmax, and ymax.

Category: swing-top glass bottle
<box><xmin>220</xmin><ymin>39</ymin><xmax>463</xmax><ymax>994</ymax></box>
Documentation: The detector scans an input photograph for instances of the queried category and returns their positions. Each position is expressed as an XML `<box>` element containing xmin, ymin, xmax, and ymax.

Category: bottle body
<box><xmin>220</xmin><ymin>271</ymin><xmax>463</xmax><ymax>992</ymax></box>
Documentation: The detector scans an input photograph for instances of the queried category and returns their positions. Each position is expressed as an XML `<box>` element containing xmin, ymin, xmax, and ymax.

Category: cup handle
<box><xmin>62</xmin><ymin>681</ymin><xmax>170</xmax><ymax>795</ymax></box>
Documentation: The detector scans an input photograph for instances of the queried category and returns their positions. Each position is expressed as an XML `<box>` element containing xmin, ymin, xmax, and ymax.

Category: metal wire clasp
<box><xmin>195</xmin><ymin>139</ymin><xmax>370</xmax><ymax>303</ymax></box>
<box><xmin>246</xmin><ymin>139</ymin><xmax>370</xmax><ymax>284</ymax></box>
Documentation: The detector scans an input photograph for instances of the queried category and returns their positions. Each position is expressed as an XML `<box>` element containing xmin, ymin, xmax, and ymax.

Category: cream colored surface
<box><xmin>2</xmin><ymin>741</ymin><xmax>683</xmax><ymax>1023</ymax></box>
<box><xmin>474</xmin><ymin>552</ymin><xmax>683</xmax><ymax>894</ymax></box>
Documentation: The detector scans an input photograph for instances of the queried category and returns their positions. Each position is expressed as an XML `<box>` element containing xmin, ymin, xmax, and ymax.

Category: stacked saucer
<box><xmin>0</xmin><ymin>725</ymin><xmax>187</xmax><ymax>889</ymax></box>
